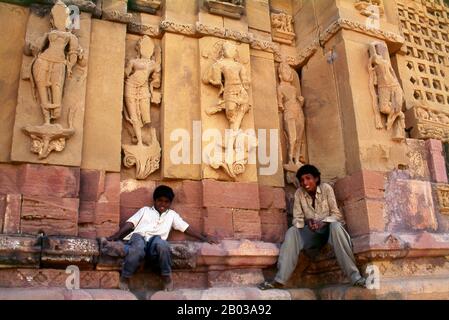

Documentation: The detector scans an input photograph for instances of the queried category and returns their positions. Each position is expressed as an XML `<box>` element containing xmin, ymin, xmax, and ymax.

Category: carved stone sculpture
<box><xmin>368</xmin><ymin>42</ymin><xmax>406</xmax><ymax>141</ymax></box>
<box><xmin>277</xmin><ymin>59</ymin><xmax>305</xmax><ymax>167</ymax></box>
<box><xmin>204</xmin><ymin>0</ymin><xmax>245</xmax><ymax>19</ymax></box>
<box><xmin>354</xmin><ymin>0</ymin><xmax>384</xmax><ymax>17</ymax></box>
<box><xmin>202</xmin><ymin>41</ymin><xmax>254</xmax><ymax>179</ymax></box>
<box><xmin>22</xmin><ymin>0</ymin><xmax>85</xmax><ymax>159</ymax></box>
<box><xmin>122</xmin><ymin>35</ymin><xmax>162</xmax><ymax>179</ymax></box>
<box><xmin>271</xmin><ymin>12</ymin><xmax>295</xmax><ymax>45</ymax></box>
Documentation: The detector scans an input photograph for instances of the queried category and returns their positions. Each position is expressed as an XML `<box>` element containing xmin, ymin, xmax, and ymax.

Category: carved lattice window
<box><xmin>397</xmin><ymin>0</ymin><xmax>449</xmax><ymax>108</ymax></box>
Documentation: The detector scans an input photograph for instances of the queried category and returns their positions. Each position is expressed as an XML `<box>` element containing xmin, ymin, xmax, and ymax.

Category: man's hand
<box><xmin>306</xmin><ymin>219</ymin><xmax>317</xmax><ymax>231</ymax></box>
<box><xmin>307</xmin><ymin>219</ymin><xmax>328</xmax><ymax>232</ymax></box>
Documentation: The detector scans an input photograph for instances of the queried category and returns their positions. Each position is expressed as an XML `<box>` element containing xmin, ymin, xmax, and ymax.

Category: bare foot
<box><xmin>162</xmin><ymin>275</ymin><xmax>174</xmax><ymax>292</ymax></box>
<box><xmin>101</xmin><ymin>239</ymin><xmax>126</xmax><ymax>258</ymax></box>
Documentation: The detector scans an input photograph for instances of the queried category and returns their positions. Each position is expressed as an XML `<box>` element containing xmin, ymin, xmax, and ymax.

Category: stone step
<box><xmin>0</xmin><ymin>288</ymin><xmax>137</xmax><ymax>300</ymax></box>
<box><xmin>149</xmin><ymin>287</ymin><xmax>317</xmax><ymax>300</ymax></box>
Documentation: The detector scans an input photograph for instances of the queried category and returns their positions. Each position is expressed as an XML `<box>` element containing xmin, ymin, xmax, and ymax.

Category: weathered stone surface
<box><xmin>232</xmin><ymin>209</ymin><xmax>262</xmax><ymax>240</ymax></box>
<box><xmin>258</xmin><ymin>186</ymin><xmax>286</xmax><ymax>209</ymax></box>
<box><xmin>197</xmin><ymin>240</ymin><xmax>279</xmax><ymax>268</ymax></box>
<box><xmin>41</xmin><ymin>236</ymin><xmax>98</xmax><ymax>267</ymax></box>
<box><xmin>426</xmin><ymin>139</ymin><xmax>448</xmax><ymax>184</ymax></box>
<box><xmin>202</xmin><ymin>180</ymin><xmax>260</xmax><ymax>210</ymax></box>
<box><xmin>319</xmin><ymin>277</ymin><xmax>449</xmax><ymax>300</ymax></box>
<box><xmin>150</xmin><ymin>287</ymin><xmax>295</xmax><ymax>300</ymax></box>
<box><xmin>0</xmin><ymin>3</ymin><xmax>29</xmax><ymax>163</ymax></box>
<box><xmin>259</xmin><ymin>208</ymin><xmax>287</xmax><ymax>243</ymax></box>
<box><xmin>161</xmin><ymin>32</ymin><xmax>201</xmax><ymax>180</ymax></box>
<box><xmin>81</xmin><ymin>19</ymin><xmax>126</xmax><ymax>172</ymax></box>
<box><xmin>2</xmin><ymin>194</ymin><xmax>22</xmax><ymax>234</ymax></box>
<box><xmin>0</xmin><ymin>164</ymin><xmax>21</xmax><ymax>194</ymax></box>
<box><xmin>21</xmin><ymin>195</ymin><xmax>79</xmax><ymax>236</ymax></box>
<box><xmin>207</xmin><ymin>269</ymin><xmax>264</xmax><ymax>287</ymax></box>
<box><xmin>385</xmin><ymin>172</ymin><xmax>438</xmax><ymax>232</ymax></box>
<box><xmin>203</xmin><ymin>207</ymin><xmax>234</xmax><ymax>239</ymax></box>
<box><xmin>0</xmin><ymin>234</ymin><xmax>40</xmax><ymax>268</ymax></box>
<box><xmin>0</xmin><ymin>268</ymin><xmax>119</xmax><ymax>289</ymax></box>
<box><xmin>0</xmin><ymin>288</ymin><xmax>136</xmax><ymax>300</ymax></box>
<box><xmin>20</xmin><ymin>164</ymin><xmax>80</xmax><ymax>198</ymax></box>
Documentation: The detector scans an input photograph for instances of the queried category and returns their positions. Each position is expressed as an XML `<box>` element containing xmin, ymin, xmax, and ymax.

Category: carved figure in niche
<box><xmin>277</xmin><ymin>59</ymin><xmax>305</xmax><ymax>166</ymax></box>
<box><xmin>124</xmin><ymin>35</ymin><xmax>161</xmax><ymax>145</ymax></box>
<box><xmin>354</xmin><ymin>0</ymin><xmax>384</xmax><ymax>17</ymax></box>
<box><xmin>202</xmin><ymin>41</ymin><xmax>255</xmax><ymax>179</ymax></box>
<box><xmin>22</xmin><ymin>0</ymin><xmax>85</xmax><ymax>159</ymax></box>
<box><xmin>271</xmin><ymin>12</ymin><xmax>294</xmax><ymax>34</ymax></box>
<box><xmin>122</xmin><ymin>35</ymin><xmax>162</xmax><ymax>180</ymax></box>
<box><xmin>368</xmin><ymin>42</ymin><xmax>406</xmax><ymax>141</ymax></box>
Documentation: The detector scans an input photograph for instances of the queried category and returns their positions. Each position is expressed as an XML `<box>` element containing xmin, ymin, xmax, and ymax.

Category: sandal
<box><xmin>258</xmin><ymin>280</ymin><xmax>284</xmax><ymax>290</ymax></box>
<box><xmin>352</xmin><ymin>277</ymin><xmax>367</xmax><ymax>288</ymax></box>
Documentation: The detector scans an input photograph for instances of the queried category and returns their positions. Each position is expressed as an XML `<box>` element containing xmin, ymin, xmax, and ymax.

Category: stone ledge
<box><xmin>318</xmin><ymin>276</ymin><xmax>449</xmax><ymax>300</ymax></box>
<box><xmin>0</xmin><ymin>234</ymin><xmax>279</xmax><ymax>271</ymax></box>
<box><xmin>0</xmin><ymin>288</ymin><xmax>137</xmax><ymax>300</ymax></box>
<box><xmin>150</xmin><ymin>287</ymin><xmax>316</xmax><ymax>300</ymax></box>
<box><xmin>352</xmin><ymin>232</ymin><xmax>449</xmax><ymax>259</ymax></box>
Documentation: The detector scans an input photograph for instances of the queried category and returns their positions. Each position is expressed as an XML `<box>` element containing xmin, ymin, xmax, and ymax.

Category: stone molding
<box><xmin>406</xmin><ymin>105</ymin><xmax>449</xmax><ymax>142</ymax></box>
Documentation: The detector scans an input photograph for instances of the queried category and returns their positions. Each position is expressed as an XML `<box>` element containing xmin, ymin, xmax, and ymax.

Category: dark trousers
<box><xmin>121</xmin><ymin>233</ymin><xmax>172</xmax><ymax>278</ymax></box>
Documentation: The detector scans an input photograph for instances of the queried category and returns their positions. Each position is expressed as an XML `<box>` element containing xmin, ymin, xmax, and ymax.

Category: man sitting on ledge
<box><xmin>259</xmin><ymin>164</ymin><xmax>366</xmax><ymax>290</ymax></box>
<box><xmin>101</xmin><ymin>185</ymin><xmax>218</xmax><ymax>291</ymax></box>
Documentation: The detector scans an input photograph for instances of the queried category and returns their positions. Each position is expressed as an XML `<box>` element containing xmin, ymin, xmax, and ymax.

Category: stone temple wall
<box><xmin>0</xmin><ymin>0</ymin><xmax>449</xmax><ymax>299</ymax></box>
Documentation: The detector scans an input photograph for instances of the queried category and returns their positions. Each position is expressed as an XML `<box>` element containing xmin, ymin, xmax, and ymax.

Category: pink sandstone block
<box><xmin>258</xmin><ymin>185</ymin><xmax>286</xmax><ymax>209</ymax></box>
<box><xmin>19</xmin><ymin>164</ymin><xmax>80</xmax><ymax>198</ymax></box>
<box><xmin>0</xmin><ymin>164</ymin><xmax>21</xmax><ymax>194</ymax></box>
<box><xmin>232</xmin><ymin>209</ymin><xmax>262</xmax><ymax>240</ymax></box>
<box><xmin>202</xmin><ymin>180</ymin><xmax>260</xmax><ymax>210</ymax></box>
<box><xmin>3</xmin><ymin>194</ymin><xmax>21</xmax><ymax>234</ymax></box>
<box><xmin>203</xmin><ymin>207</ymin><xmax>234</xmax><ymax>239</ymax></box>
<box><xmin>426</xmin><ymin>139</ymin><xmax>448</xmax><ymax>183</ymax></box>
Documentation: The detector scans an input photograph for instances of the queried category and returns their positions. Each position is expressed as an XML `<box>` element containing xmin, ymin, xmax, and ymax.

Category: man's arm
<box><xmin>184</xmin><ymin>226</ymin><xmax>219</xmax><ymax>244</ymax></box>
<box><xmin>107</xmin><ymin>222</ymin><xmax>134</xmax><ymax>241</ymax></box>
<box><xmin>292</xmin><ymin>190</ymin><xmax>305</xmax><ymax>229</ymax></box>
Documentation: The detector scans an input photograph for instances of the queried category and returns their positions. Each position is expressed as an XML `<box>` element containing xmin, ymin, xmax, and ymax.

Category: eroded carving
<box><xmin>354</xmin><ymin>0</ymin><xmax>384</xmax><ymax>17</ymax></box>
<box><xmin>368</xmin><ymin>42</ymin><xmax>406</xmax><ymax>141</ymax></box>
<box><xmin>436</xmin><ymin>184</ymin><xmax>449</xmax><ymax>215</ymax></box>
<box><xmin>122</xmin><ymin>35</ymin><xmax>162</xmax><ymax>179</ymax></box>
<box><xmin>22</xmin><ymin>0</ymin><xmax>85</xmax><ymax>159</ymax></box>
<box><xmin>202</xmin><ymin>41</ymin><xmax>255</xmax><ymax>179</ymax></box>
<box><xmin>271</xmin><ymin>12</ymin><xmax>295</xmax><ymax>45</ymax></box>
<box><xmin>277</xmin><ymin>59</ymin><xmax>305</xmax><ymax>167</ymax></box>
<box><xmin>204</xmin><ymin>0</ymin><xmax>245</xmax><ymax>19</ymax></box>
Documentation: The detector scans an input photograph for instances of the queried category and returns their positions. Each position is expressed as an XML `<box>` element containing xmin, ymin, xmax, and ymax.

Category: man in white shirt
<box><xmin>103</xmin><ymin>185</ymin><xmax>218</xmax><ymax>291</ymax></box>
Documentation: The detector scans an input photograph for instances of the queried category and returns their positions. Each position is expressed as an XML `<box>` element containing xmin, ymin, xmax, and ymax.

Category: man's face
<box><xmin>154</xmin><ymin>196</ymin><xmax>171</xmax><ymax>214</ymax></box>
<box><xmin>299</xmin><ymin>174</ymin><xmax>319</xmax><ymax>193</ymax></box>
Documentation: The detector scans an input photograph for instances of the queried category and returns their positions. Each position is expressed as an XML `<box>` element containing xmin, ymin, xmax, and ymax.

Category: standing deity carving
<box><xmin>202</xmin><ymin>41</ymin><xmax>256</xmax><ymax>179</ymax></box>
<box><xmin>122</xmin><ymin>36</ymin><xmax>162</xmax><ymax>179</ymax></box>
<box><xmin>22</xmin><ymin>0</ymin><xmax>85</xmax><ymax>159</ymax></box>
<box><xmin>277</xmin><ymin>59</ymin><xmax>305</xmax><ymax>167</ymax></box>
<box><xmin>368</xmin><ymin>42</ymin><xmax>406</xmax><ymax>141</ymax></box>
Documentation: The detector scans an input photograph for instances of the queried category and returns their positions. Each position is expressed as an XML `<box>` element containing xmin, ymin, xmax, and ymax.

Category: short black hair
<box><xmin>153</xmin><ymin>185</ymin><xmax>175</xmax><ymax>202</ymax></box>
<box><xmin>296</xmin><ymin>164</ymin><xmax>321</xmax><ymax>185</ymax></box>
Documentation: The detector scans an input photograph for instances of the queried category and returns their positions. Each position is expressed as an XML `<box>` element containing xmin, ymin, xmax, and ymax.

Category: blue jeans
<box><xmin>121</xmin><ymin>233</ymin><xmax>172</xmax><ymax>278</ymax></box>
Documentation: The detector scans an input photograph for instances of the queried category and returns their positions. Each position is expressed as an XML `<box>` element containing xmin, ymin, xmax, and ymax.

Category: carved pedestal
<box><xmin>122</xmin><ymin>129</ymin><xmax>161</xmax><ymax>180</ymax></box>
